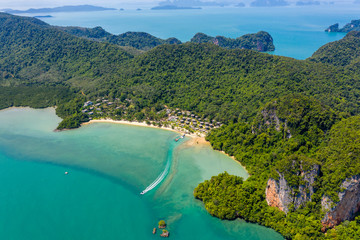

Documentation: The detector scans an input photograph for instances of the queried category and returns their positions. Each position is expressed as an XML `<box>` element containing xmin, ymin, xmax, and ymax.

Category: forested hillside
<box><xmin>1</xmin><ymin>13</ymin><xmax>360</xmax><ymax>239</ymax></box>
<box><xmin>57</xmin><ymin>26</ymin><xmax>182</xmax><ymax>51</ymax></box>
<box><xmin>0</xmin><ymin>12</ymin><xmax>132</xmax><ymax>109</ymax></box>
<box><xmin>1</xmin><ymin>12</ymin><xmax>360</xmax><ymax>126</ymax></box>
<box><xmin>102</xmin><ymin>43</ymin><xmax>360</xmax><ymax>123</ymax></box>
<box><xmin>190</xmin><ymin>31</ymin><xmax>275</xmax><ymax>51</ymax></box>
<box><xmin>309</xmin><ymin>31</ymin><xmax>360</xmax><ymax>67</ymax></box>
<box><xmin>198</xmin><ymin>95</ymin><xmax>360</xmax><ymax>239</ymax></box>
<box><xmin>57</xmin><ymin>26</ymin><xmax>275</xmax><ymax>52</ymax></box>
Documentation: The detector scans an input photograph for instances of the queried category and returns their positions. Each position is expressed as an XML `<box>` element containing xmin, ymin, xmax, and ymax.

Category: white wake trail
<box><xmin>140</xmin><ymin>159</ymin><xmax>170</xmax><ymax>195</ymax></box>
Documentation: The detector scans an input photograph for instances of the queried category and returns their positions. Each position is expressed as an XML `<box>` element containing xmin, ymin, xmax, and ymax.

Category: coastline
<box><xmin>82</xmin><ymin>118</ymin><xmax>247</xmax><ymax>173</ymax></box>
<box><xmin>82</xmin><ymin>118</ymin><xmax>205</xmax><ymax>138</ymax></box>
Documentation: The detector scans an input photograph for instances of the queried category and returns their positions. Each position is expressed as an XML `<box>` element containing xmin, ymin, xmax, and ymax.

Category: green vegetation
<box><xmin>59</xmin><ymin>26</ymin><xmax>274</xmax><ymax>52</ymax></box>
<box><xmin>309</xmin><ymin>31</ymin><xmax>360</xmax><ymax>67</ymax></box>
<box><xmin>318</xmin><ymin>116</ymin><xmax>360</xmax><ymax>199</ymax></box>
<box><xmin>196</xmin><ymin>95</ymin><xmax>360</xmax><ymax>239</ymax></box>
<box><xmin>2</xmin><ymin>12</ymin><xmax>360</xmax><ymax>126</ymax></box>
<box><xmin>158</xmin><ymin>220</ymin><xmax>166</xmax><ymax>227</ymax></box>
<box><xmin>190</xmin><ymin>31</ymin><xmax>275</xmax><ymax>51</ymax></box>
<box><xmin>0</xmin><ymin>85</ymin><xmax>74</xmax><ymax>110</ymax></box>
<box><xmin>1</xmin><ymin>13</ymin><xmax>360</xmax><ymax>239</ymax></box>
<box><xmin>56</xmin><ymin>112</ymin><xmax>89</xmax><ymax>130</ymax></box>
<box><xmin>55</xmin><ymin>97</ymin><xmax>89</xmax><ymax>129</ymax></box>
<box><xmin>57</xmin><ymin>26</ymin><xmax>182</xmax><ymax>51</ymax></box>
<box><xmin>324</xmin><ymin>216</ymin><xmax>360</xmax><ymax>239</ymax></box>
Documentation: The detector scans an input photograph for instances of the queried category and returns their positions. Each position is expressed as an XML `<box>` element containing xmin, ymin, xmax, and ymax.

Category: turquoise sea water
<box><xmin>25</xmin><ymin>5</ymin><xmax>360</xmax><ymax>59</ymax></box>
<box><xmin>0</xmin><ymin>108</ymin><xmax>283</xmax><ymax>239</ymax></box>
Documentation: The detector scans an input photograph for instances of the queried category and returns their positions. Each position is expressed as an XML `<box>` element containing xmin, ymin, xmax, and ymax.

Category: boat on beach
<box><xmin>174</xmin><ymin>134</ymin><xmax>185</xmax><ymax>142</ymax></box>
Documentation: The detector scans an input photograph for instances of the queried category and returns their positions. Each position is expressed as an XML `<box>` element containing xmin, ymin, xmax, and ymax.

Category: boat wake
<box><xmin>140</xmin><ymin>135</ymin><xmax>184</xmax><ymax>195</ymax></box>
<box><xmin>140</xmin><ymin>160</ymin><xmax>170</xmax><ymax>195</ymax></box>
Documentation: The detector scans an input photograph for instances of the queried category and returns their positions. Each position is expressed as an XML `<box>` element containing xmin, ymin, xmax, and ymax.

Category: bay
<box><xmin>0</xmin><ymin>108</ymin><xmax>283</xmax><ymax>239</ymax></box>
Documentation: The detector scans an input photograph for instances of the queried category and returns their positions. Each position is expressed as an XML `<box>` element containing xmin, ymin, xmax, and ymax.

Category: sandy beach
<box><xmin>82</xmin><ymin>119</ymin><xmax>206</xmax><ymax>138</ymax></box>
<box><xmin>82</xmin><ymin>118</ymin><xmax>246</xmax><ymax>170</ymax></box>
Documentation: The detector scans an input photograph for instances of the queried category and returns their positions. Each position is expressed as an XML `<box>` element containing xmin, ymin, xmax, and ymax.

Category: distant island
<box><xmin>3</xmin><ymin>5</ymin><xmax>116</xmax><ymax>14</ymax></box>
<box><xmin>325</xmin><ymin>20</ymin><xmax>360</xmax><ymax>33</ymax></box>
<box><xmin>296</xmin><ymin>1</ymin><xmax>320</xmax><ymax>6</ymax></box>
<box><xmin>250</xmin><ymin>0</ymin><xmax>289</xmax><ymax>7</ymax></box>
<box><xmin>151</xmin><ymin>5</ymin><xmax>201</xmax><ymax>10</ymax></box>
<box><xmin>34</xmin><ymin>15</ymin><xmax>53</xmax><ymax>18</ymax></box>
<box><xmin>235</xmin><ymin>3</ymin><xmax>246</xmax><ymax>7</ymax></box>
<box><xmin>152</xmin><ymin>0</ymin><xmax>229</xmax><ymax>9</ymax></box>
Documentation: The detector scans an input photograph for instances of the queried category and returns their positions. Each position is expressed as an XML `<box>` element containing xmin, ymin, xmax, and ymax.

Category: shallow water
<box><xmin>0</xmin><ymin>108</ymin><xmax>283</xmax><ymax>239</ymax></box>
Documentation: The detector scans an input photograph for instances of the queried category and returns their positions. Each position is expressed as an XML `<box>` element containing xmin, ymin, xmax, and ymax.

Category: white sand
<box><xmin>82</xmin><ymin>118</ymin><xmax>246</xmax><ymax>171</ymax></box>
<box><xmin>82</xmin><ymin>118</ymin><xmax>205</xmax><ymax>138</ymax></box>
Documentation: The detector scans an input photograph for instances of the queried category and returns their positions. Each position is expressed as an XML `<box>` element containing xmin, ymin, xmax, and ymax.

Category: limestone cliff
<box><xmin>266</xmin><ymin>163</ymin><xmax>320</xmax><ymax>213</ymax></box>
<box><xmin>321</xmin><ymin>175</ymin><xmax>360</xmax><ymax>229</ymax></box>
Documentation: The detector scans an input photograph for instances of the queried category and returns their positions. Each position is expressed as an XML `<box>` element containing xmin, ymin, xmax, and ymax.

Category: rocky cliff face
<box><xmin>266</xmin><ymin>164</ymin><xmax>320</xmax><ymax>214</ymax></box>
<box><xmin>266</xmin><ymin>175</ymin><xmax>292</xmax><ymax>213</ymax></box>
<box><xmin>321</xmin><ymin>175</ymin><xmax>360</xmax><ymax>229</ymax></box>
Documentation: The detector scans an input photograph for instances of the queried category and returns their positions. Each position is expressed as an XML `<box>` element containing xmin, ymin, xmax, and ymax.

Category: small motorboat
<box><xmin>140</xmin><ymin>191</ymin><xmax>145</xmax><ymax>195</ymax></box>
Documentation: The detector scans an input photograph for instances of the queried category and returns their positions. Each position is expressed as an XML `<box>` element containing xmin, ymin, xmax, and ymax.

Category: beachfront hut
<box><xmin>83</xmin><ymin>101</ymin><xmax>93</xmax><ymax>107</ymax></box>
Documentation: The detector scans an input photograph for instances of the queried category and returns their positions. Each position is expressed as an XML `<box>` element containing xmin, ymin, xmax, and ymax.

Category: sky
<box><xmin>0</xmin><ymin>0</ymin><xmax>354</xmax><ymax>10</ymax></box>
